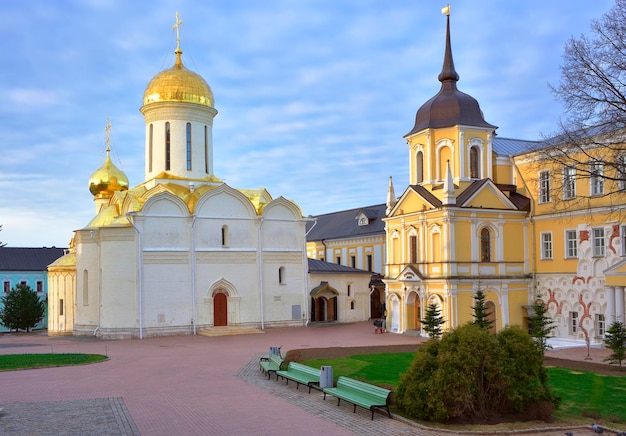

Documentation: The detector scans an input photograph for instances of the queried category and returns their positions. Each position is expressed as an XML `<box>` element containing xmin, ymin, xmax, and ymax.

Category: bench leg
<box><xmin>371</xmin><ymin>409</ymin><xmax>374</xmax><ymax>420</ymax></box>
<box><xmin>323</xmin><ymin>392</ymin><xmax>327</xmax><ymax>400</ymax></box>
<box><xmin>336</xmin><ymin>398</ymin><xmax>341</xmax><ymax>406</ymax></box>
<box><xmin>353</xmin><ymin>404</ymin><xmax>357</xmax><ymax>414</ymax></box>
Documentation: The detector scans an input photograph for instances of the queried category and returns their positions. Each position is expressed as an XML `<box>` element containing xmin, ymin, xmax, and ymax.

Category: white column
<box><xmin>606</xmin><ymin>286</ymin><xmax>616</xmax><ymax>324</ymax></box>
<box><xmin>500</xmin><ymin>284</ymin><xmax>509</xmax><ymax>327</ymax></box>
<box><xmin>616</xmin><ymin>286</ymin><xmax>625</xmax><ymax>323</ymax></box>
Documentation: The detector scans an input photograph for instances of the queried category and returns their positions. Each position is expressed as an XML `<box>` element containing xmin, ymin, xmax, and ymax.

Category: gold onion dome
<box><xmin>142</xmin><ymin>48</ymin><xmax>214</xmax><ymax>107</ymax></box>
<box><xmin>89</xmin><ymin>147</ymin><xmax>130</xmax><ymax>198</ymax></box>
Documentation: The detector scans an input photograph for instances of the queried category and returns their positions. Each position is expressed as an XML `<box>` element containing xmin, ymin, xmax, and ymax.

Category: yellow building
<box><xmin>382</xmin><ymin>12</ymin><xmax>626</xmax><ymax>341</ymax></box>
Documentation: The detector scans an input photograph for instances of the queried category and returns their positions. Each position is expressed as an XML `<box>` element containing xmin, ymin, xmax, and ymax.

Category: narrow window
<box><xmin>541</xmin><ymin>232</ymin><xmax>553</xmax><ymax>259</ymax></box>
<box><xmin>416</xmin><ymin>151</ymin><xmax>424</xmax><ymax>183</ymax></box>
<box><xmin>83</xmin><ymin>269</ymin><xmax>89</xmax><ymax>305</ymax></box>
<box><xmin>347</xmin><ymin>284</ymin><xmax>351</xmax><ymax>297</ymax></box>
<box><xmin>149</xmin><ymin>124</ymin><xmax>153</xmax><ymax>172</ymax></box>
<box><xmin>60</xmin><ymin>299</ymin><xmax>64</xmax><ymax>316</ymax></box>
<box><xmin>480</xmin><ymin>228</ymin><xmax>491</xmax><ymax>262</ymax></box>
<box><xmin>336</xmin><ymin>256</ymin><xmax>341</xmax><ymax>265</ymax></box>
<box><xmin>565</xmin><ymin>230</ymin><xmax>577</xmax><ymax>258</ymax></box>
<box><xmin>409</xmin><ymin>235</ymin><xmax>417</xmax><ymax>263</ymax></box>
<box><xmin>539</xmin><ymin>170</ymin><xmax>551</xmax><ymax>203</ymax></box>
<box><xmin>619</xmin><ymin>154</ymin><xmax>626</xmax><ymax>191</ymax></box>
<box><xmin>3</xmin><ymin>281</ymin><xmax>10</xmax><ymax>293</ymax></box>
<box><xmin>563</xmin><ymin>165</ymin><xmax>576</xmax><ymax>200</ymax></box>
<box><xmin>590</xmin><ymin>160</ymin><xmax>604</xmax><ymax>196</ymax></box>
<box><xmin>165</xmin><ymin>122</ymin><xmax>171</xmax><ymax>171</ymax></box>
<box><xmin>366</xmin><ymin>254</ymin><xmax>372</xmax><ymax>272</ymax></box>
<box><xmin>569</xmin><ymin>311</ymin><xmax>578</xmax><ymax>334</ymax></box>
<box><xmin>186</xmin><ymin>122</ymin><xmax>192</xmax><ymax>170</ymax></box>
<box><xmin>350</xmin><ymin>256</ymin><xmax>356</xmax><ymax>268</ymax></box>
<box><xmin>350</xmin><ymin>301</ymin><xmax>355</xmax><ymax>310</ymax></box>
<box><xmin>221</xmin><ymin>225</ymin><xmax>229</xmax><ymax>247</ymax></box>
<box><xmin>278</xmin><ymin>266</ymin><xmax>285</xmax><ymax>284</ymax></box>
<box><xmin>204</xmin><ymin>125</ymin><xmax>209</xmax><ymax>173</ymax></box>
<box><xmin>595</xmin><ymin>314</ymin><xmax>606</xmax><ymax>337</ymax></box>
<box><xmin>36</xmin><ymin>281</ymin><xmax>43</xmax><ymax>293</ymax></box>
<box><xmin>593</xmin><ymin>228</ymin><xmax>605</xmax><ymax>257</ymax></box>
<box><xmin>470</xmin><ymin>146</ymin><xmax>480</xmax><ymax>179</ymax></box>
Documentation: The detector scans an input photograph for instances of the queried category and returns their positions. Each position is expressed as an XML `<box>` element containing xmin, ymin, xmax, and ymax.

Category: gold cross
<box><xmin>173</xmin><ymin>12</ymin><xmax>183</xmax><ymax>50</ymax></box>
<box><xmin>105</xmin><ymin>117</ymin><xmax>112</xmax><ymax>151</ymax></box>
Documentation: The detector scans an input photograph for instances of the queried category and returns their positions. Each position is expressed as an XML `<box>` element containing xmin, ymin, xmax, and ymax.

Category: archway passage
<box><xmin>310</xmin><ymin>281</ymin><xmax>338</xmax><ymax>322</ymax></box>
<box><xmin>371</xmin><ymin>288</ymin><xmax>383</xmax><ymax>319</ymax></box>
<box><xmin>214</xmin><ymin>292</ymin><xmax>228</xmax><ymax>326</ymax></box>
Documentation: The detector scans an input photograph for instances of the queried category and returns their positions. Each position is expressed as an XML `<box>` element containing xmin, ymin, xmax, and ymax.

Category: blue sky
<box><xmin>0</xmin><ymin>0</ymin><xmax>614</xmax><ymax>247</ymax></box>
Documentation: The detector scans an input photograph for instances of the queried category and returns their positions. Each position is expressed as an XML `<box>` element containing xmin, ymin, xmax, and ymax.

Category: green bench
<box><xmin>323</xmin><ymin>376</ymin><xmax>392</xmax><ymax>420</ymax></box>
<box><xmin>259</xmin><ymin>353</ymin><xmax>284</xmax><ymax>379</ymax></box>
<box><xmin>275</xmin><ymin>362</ymin><xmax>321</xmax><ymax>393</ymax></box>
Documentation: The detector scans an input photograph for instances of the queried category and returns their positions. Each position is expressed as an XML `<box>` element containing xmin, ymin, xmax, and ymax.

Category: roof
<box><xmin>306</xmin><ymin>204</ymin><xmax>386</xmax><ymax>241</ymax></box>
<box><xmin>307</xmin><ymin>258</ymin><xmax>371</xmax><ymax>275</ymax></box>
<box><xmin>0</xmin><ymin>247</ymin><xmax>67</xmax><ymax>271</ymax></box>
<box><xmin>492</xmin><ymin>137</ymin><xmax>542</xmax><ymax>156</ymax></box>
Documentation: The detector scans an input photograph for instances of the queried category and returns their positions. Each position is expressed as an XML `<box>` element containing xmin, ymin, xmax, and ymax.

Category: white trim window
<box><xmin>562</xmin><ymin>165</ymin><xmax>576</xmax><ymax>200</ymax></box>
<box><xmin>569</xmin><ymin>311</ymin><xmax>579</xmax><ymax>334</ymax></box>
<box><xmin>593</xmin><ymin>228</ymin><xmax>605</xmax><ymax>257</ymax></box>
<box><xmin>590</xmin><ymin>160</ymin><xmax>604</xmax><ymax>196</ymax></box>
<box><xmin>565</xmin><ymin>230</ymin><xmax>577</xmax><ymax>258</ymax></box>
<box><xmin>541</xmin><ymin>232</ymin><xmax>553</xmax><ymax>259</ymax></box>
<box><xmin>595</xmin><ymin>313</ymin><xmax>606</xmax><ymax>337</ymax></box>
<box><xmin>539</xmin><ymin>170</ymin><xmax>551</xmax><ymax>203</ymax></box>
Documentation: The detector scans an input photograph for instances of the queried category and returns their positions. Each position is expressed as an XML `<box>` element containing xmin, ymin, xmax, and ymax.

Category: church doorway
<box><xmin>309</xmin><ymin>281</ymin><xmax>338</xmax><ymax>322</ymax></box>
<box><xmin>214</xmin><ymin>292</ymin><xmax>228</xmax><ymax>326</ymax></box>
<box><xmin>370</xmin><ymin>288</ymin><xmax>383</xmax><ymax>319</ymax></box>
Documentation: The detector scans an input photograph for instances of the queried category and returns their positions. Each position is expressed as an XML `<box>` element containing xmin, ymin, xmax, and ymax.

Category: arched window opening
<box><xmin>350</xmin><ymin>301</ymin><xmax>355</xmax><ymax>310</ymax></box>
<box><xmin>278</xmin><ymin>266</ymin><xmax>285</xmax><ymax>284</ymax></box>
<box><xmin>480</xmin><ymin>228</ymin><xmax>491</xmax><ymax>262</ymax></box>
<box><xmin>186</xmin><ymin>122</ymin><xmax>192</xmax><ymax>170</ymax></box>
<box><xmin>82</xmin><ymin>269</ymin><xmax>88</xmax><ymax>306</ymax></box>
<box><xmin>470</xmin><ymin>146</ymin><xmax>480</xmax><ymax>178</ymax></box>
<box><xmin>149</xmin><ymin>124</ymin><xmax>153</xmax><ymax>172</ymax></box>
<box><xmin>165</xmin><ymin>122</ymin><xmax>171</xmax><ymax>171</ymax></box>
<box><xmin>221</xmin><ymin>225</ymin><xmax>229</xmax><ymax>247</ymax></box>
<box><xmin>416</xmin><ymin>151</ymin><xmax>424</xmax><ymax>183</ymax></box>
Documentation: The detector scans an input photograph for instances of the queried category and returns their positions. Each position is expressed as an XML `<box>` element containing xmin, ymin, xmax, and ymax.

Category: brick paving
<box><xmin>0</xmin><ymin>322</ymin><xmax>619</xmax><ymax>435</ymax></box>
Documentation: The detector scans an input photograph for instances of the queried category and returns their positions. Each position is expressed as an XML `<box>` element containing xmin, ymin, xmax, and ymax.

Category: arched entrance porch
<box><xmin>310</xmin><ymin>281</ymin><xmax>338</xmax><ymax>322</ymax></box>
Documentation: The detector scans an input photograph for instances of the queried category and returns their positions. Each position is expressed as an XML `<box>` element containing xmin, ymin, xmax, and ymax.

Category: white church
<box><xmin>47</xmin><ymin>24</ymin><xmax>312</xmax><ymax>339</ymax></box>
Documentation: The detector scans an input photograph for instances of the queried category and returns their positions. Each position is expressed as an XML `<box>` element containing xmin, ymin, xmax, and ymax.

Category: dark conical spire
<box><xmin>438</xmin><ymin>14</ymin><xmax>459</xmax><ymax>83</ymax></box>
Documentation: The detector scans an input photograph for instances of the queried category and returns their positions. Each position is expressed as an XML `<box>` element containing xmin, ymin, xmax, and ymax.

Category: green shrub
<box><xmin>395</xmin><ymin>324</ymin><xmax>558</xmax><ymax>422</ymax></box>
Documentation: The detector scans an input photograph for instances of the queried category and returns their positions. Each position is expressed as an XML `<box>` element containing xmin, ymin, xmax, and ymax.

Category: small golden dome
<box><xmin>142</xmin><ymin>49</ymin><xmax>214</xmax><ymax>107</ymax></box>
<box><xmin>89</xmin><ymin>148</ymin><xmax>130</xmax><ymax>198</ymax></box>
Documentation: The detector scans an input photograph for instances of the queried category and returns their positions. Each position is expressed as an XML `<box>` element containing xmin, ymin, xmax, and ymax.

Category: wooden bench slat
<box><xmin>259</xmin><ymin>354</ymin><xmax>283</xmax><ymax>380</ymax></box>
<box><xmin>275</xmin><ymin>362</ymin><xmax>321</xmax><ymax>393</ymax></box>
<box><xmin>323</xmin><ymin>376</ymin><xmax>391</xmax><ymax>420</ymax></box>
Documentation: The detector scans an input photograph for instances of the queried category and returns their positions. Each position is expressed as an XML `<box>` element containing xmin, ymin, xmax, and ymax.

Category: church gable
<box><xmin>195</xmin><ymin>184</ymin><xmax>257</xmax><ymax>218</ymax></box>
<box><xmin>142</xmin><ymin>192</ymin><xmax>189</xmax><ymax>216</ymax></box>
<box><xmin>389</xmin><ymin>185</ymin><xmax>441</xmax><ymax>217</ymax></box>
<box><xmin>263</xmin><ymin>197</ymin><xmax>302</xmax><ymax>220</ymax></box>
<box><xmin>457</xmin><ymin>180</ymin><xmax>518</xmax><ymax>210</ymax></box>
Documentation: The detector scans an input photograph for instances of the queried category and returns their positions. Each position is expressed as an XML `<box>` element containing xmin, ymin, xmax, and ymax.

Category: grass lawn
<box><xmin>302</xmin><ymin>352</ymin><xmax>626</xmax><ymax>425</ymax></box>
<box><xmin>0</xmin><ymin>353</ymin><xmax>108</xmax><ymax>371</ymax></box>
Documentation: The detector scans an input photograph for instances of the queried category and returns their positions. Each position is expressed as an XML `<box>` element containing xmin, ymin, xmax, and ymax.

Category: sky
<box><xmin>0</xmin><ymin>0</ymin><xmax>616</xmax><ymax>248</ymax></box>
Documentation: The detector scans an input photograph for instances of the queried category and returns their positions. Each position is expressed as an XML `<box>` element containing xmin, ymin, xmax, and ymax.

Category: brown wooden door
<box><xmin>214</xmin><ymin>293</ymin><xmax>228</xmax><ymax>326</ymax></box>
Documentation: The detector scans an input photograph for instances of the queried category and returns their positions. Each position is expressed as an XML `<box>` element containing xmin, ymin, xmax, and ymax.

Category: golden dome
<box><xmin>89</xmin><ymin>148</ymin><xmax>130</xmax><ymax>198</ymax></box>
<box><xmin>142</xmin><ymin>49</ymin><xmax>214</xmax><ymax>107</ymax></box>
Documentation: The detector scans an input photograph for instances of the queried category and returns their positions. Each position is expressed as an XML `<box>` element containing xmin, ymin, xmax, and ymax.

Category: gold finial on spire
<box><xmin>441</xmin><ymin>4</ymin><xmax>450</xmax><ymax>16</ymax></box>
<box><xmin>173</xmin><ymin>12</ymin><xmax>183</xmax><ymax>51</ymax></box>
<box><xmin>105</xmin><ymin>117</ymin><xmax>112</xmax><ymax>152</ymax></box>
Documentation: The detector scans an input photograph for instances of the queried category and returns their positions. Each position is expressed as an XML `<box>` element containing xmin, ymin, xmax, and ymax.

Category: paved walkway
<box><xmin>0</xmin><ymin>322</ymin><xmax>619</xmax><ymax>435</ymax></box>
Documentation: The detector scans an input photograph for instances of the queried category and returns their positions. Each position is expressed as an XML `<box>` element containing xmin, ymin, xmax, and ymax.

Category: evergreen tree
<box><xmin>471</xmin><ymin>282</ymin><xmax>494</xmax><ymax>331</ymax></box>
<box><xmin>0</xmin><ymin>283</ymin><xmax>45</xmax><ymax>332</ymax></box>
<box><xmin>421</xmin><ymin>303</ymin><xmax>445</xmax><ymax>339</ymax></box>
<box><xmin>527</xmin><ymin>297</ymin><xmax>556</xmax><ymax>354</ymax></box>
<box><xmin>604</xmin><ymin>321</ymin><xmax>626</xmax><ymax>367</ymax></box>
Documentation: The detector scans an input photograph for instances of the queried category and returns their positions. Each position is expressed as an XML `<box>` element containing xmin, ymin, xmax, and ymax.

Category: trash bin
<box><xmin>269</xmin><ymin>346</ymin><xmax>281</xmax><ymax>357</ymax></box>
<box><xmin>320</xmin><ymin>365</ymin><xmax>333</xmax><ymax>388</ymax></box>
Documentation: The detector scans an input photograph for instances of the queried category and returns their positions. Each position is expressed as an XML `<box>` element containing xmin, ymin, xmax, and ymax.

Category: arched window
<box><xmin>480</xmin><ymin>228</ymin><xmax>491</xmax><ymax>262</ymax></box>
<box><xmin>470</xmin><ymin>146</ymin><xmax>480</xmax><ymax>178</ymax></box>
<box><xmin>149</xmin><ymin>124</ymin><xmax>153</xmax><ymax>172</ymax></box>
<box><xmin>350</xmin><ymin>301</ymin><xmax>355</xmax><ymax>310</ymax></box>
<box><xmin>416</xmin><ymin>151</ymin><xmax>424</xmax><ymax>183</ymax></box>
<box><xmin>186</xmin><ymin>122</ymin><xmax>192</xmax><ymax>170</ymax></box>
<box><xmin>221</xmin><ymin>225</ymin><xmax>229</xmax><ymax>247</ymax></box>
<box><xmin>165</xmin><ymin>122</ymin><xmax>171</xmax><ymax>171</ymax></box>
<box><xmin>278</xmin><ymin>266</ymin><xmax>285</xmax><ymax>284</ymax></box>
<box><xmin>409</xmin><ymin>235</ymin><xmax>417</xmax><ymax>264</ymax></box>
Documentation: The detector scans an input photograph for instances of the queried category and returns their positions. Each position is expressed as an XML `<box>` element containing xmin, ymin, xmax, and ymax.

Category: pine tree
<box><xmin>0</xmin><ymin>283</ymin><xmax>45</xmax><ymax>332</ymax></box>
<box><xmin>471</xmin><ymin>282</ymin><xmax>494</xmax><ymax>331</ymax></box>
<box><xmin>421</xmin><ymin>303</ymin><xmax>445</xmax><ymax>339</ymax></box>
<box><xmin>527</xmin><ymin>297</ymin><xmax>556</xmax><ymax>354</ymax></box>
<box><xmin>604</xmin><ymin>321</ymin><xmax>626</xmax><ymax>367</ymax></box>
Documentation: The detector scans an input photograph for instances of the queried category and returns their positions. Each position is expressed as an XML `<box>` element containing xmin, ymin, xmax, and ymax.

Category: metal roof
<box><xmin>307</xmin><ymin>258</ymin><xmax>371</xmax><ymax>274</ymax></box>
<box><xmin>492</xmin><ymin>137</ymin><xmax>542</xmax><ymax>156</ymax></box>
<box><xmin>306</xmin><ymin>204</ymin><xmax>386</xmax><ymax>241</ymax></box>
<box><xmin>0</xmin><ymin>247</ymin><xmax>67</xmax><ymax>272</ymax></box>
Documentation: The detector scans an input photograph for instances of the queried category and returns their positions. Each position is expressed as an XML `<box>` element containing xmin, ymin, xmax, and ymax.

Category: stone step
<box><xmin>198</xmin><ymin>326</ymin><xmax>264</xmax><ymax>337</ymax></box>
